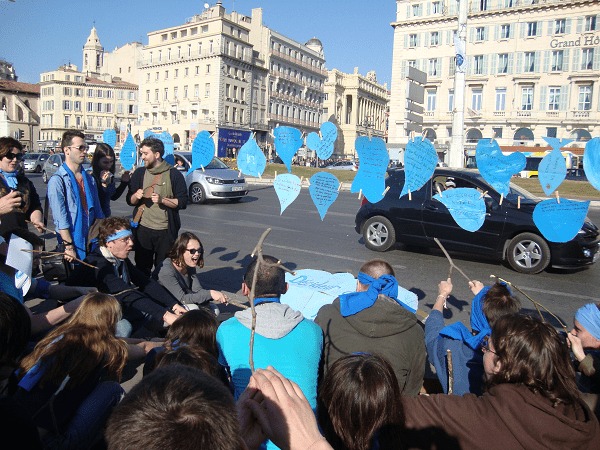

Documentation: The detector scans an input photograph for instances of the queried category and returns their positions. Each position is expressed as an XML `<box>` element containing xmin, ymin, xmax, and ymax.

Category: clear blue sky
<box><xmin>0</xmin><ymin>0</ymin><xmax>396</xmax><ymax>88</ymax></box>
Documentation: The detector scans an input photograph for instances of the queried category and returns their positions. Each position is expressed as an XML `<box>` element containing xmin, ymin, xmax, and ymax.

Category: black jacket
<box><xmin>0</xmin><ymin>174</ymin><xmax>42</xmax><ymax>239</ymax></box>
<box><xmin>66</xmin><ymin>247</ymin><xmax>179</xmax><ymax>320</ymax></box>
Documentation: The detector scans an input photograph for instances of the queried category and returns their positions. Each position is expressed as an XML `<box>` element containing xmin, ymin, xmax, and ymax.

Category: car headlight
<box><xmin>205</xmin><ymin>177</ymin><xmax>224</xmax><ymax>184</ymax></box>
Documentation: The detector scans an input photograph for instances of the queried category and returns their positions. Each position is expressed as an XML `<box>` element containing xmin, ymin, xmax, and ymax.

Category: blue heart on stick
<box><xmin>400</xmin><ymin>136</ymin><xmax>437</xmax><ymax>198</ymax></box>
<box><xmin>533</xmin><ymin>199</ymin><xmax>590</xmax><ymax>243</ymax></box>
<box><xmin>476</xmin><ymin>139</ymin><xmax>525</xmax><ymax>196</ymax></box>
<box><xmin>274</xmin><ymin>126</ymin><xmax>303</xmax><ymax>173</ymax></box>
<box><xmin>351</xmin><ymin>136</ymin><xmax>389</xmax><ymax>203</ymax></box>
<box><xmin>274</xmin><ymin>174</ymin><xmax>302</xmax><ymax>215</ymax></box>
<box><xmin>584</xmin><ymin>137</ymin><xmax>600</xmax><ymax>192</ymax></box>
<box><xmin>119</xmin><ymin>133</ymin><xmax>136</xmax><ymax>171</ymax></box>
<box><xmin>102</xmin><ymin>129</ymin><xmax>117</xmax><ymax>148</ymax></box>
<box><xmin>237</xmin><ymin>137</ymin><xmax>266</xmax><ymax>177</ymax></box>
<box><xmin>433</xmin><ymin>188</ymin><xmax>486</xmax><ymax>232</ymax></box>
<box><xmin>145</xmin><ymin>131</ymin><xmax>175</xmax><ymax>165</ymax></box>
<box><xmin>309</xmin><ymin>172</ymin><xmax>339</xmax><ymax>220</ymax></box>
<box><xmin>538</xmin><ymin>137</ymin><xmax>572</xmax><ymax>196</ymax></box>
<box><xmin>187</xmin><ymin>131</ymin><xmax>215</xmax><ymax>176</ymax></box>
<box><xmin>306</xmin><ymin>122</ymin><xmax>337</xmax><ymax>160</ymax></box>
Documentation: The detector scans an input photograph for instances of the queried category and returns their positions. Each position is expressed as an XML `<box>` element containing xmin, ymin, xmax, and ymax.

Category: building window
<box><xmin>546</xmin><ymin>127</ymin><xmax>557</xmax><ymax>138</ymax></box>
<box><xmin>205</xmin><ymin>83</ymin><xmax>210</xmax><ymax>97</ymax></box>
<box><xmin>412</xmin><ymin>4</ymin><xmax>420</xmax><ymax>16</ymax></box>
<box><xmin>146</xmin><ymin>90</ymin><xmax>150</xmax><ymax>102</ymax></box>
<box><xmin>521</xmin><ymin>87</ymin><xmax>533</xmax><ymax>110</ymax></box>
<box><xmin>430</xmin><ymin>32</ymin><xmax>439</xmax><ymax>46</ymax></box>
<box><xmin>232</xmin><ymin>107</ymin><xmax>237</xmax><ymax>122</ymax></box>
<box><xmin>155</xmin><ymin>72</ymin><xmax>159</xmax><ymax>81</ymax></box>
<box><xmin>409</xmin><ymin>34</ymin><xmax>418</xmax><ymax>47</ymax></box>
<box><xmin>225</xmin><ymin>84</ymin><xmax>230</xmax><ymax>97</ymax></box>
<box><xmin>426</xmin><ymin>90</ymin><xmax>436</xmax><ymax>111</ymax></box>
<box><xmin>184</xmin><ymin>86</ymin><xmax>188</xmax><ymax>98</ymax></box>
<box><xmin>476</xmin><ymin>27</ymin><xmax>485</xmax><ymax>41</ymax></box>
<box><xmin>161</xmin><ymin>34</ymin><xmax>167</xmax><ymax>41</ymax></box>
<box><xmin>408</xmin><ymin>60</ymin><xmax>416</xmax><ymax>68</ymax></box>
<box><xmin>428</xmin><ymin>59</ymin><xmax>438</xmax><ymax>76</ymax></box>
<box><xmin>194</xmin><ymin>84</ymin><xmax>199</xmax><ymax>97</ymax></box>
<box><xmin>585</xmin><ymin>16</ymin><xmax>596</xmax><ymax>32</ymax></box>
<box><xmin>498</xmin><ymin>54</ymin><xmax>509</xmax><ymax>73</ymax></box>
<box><xmin>555</xmin><ymin>19</ymin><xmax>566</xmax><ymax>34</ymax></box>
<box><xmin>158</xmin><ymin>50</ymin><xmax>162</xmax><ymax>62</ymax></box>
<box><xmin>164</xmin><ymin>88</ymin><xmax>168</xmax><ymax>100</ymax></box>
<box><xmin>165</xmin><ymin>70</ymin><xmax>169</xmax><ymax>79</ymax></box>
<box><xmin>432</xmin><ymin>1</ymin><xmax>440</xmax><ymax>13</ymax></box>
<box><xmin>474</xmin><ymin>55</ymin><xmax>483</xmax><ymax>75</ymax></box>
<box><xmin>175</xmin><ymin>69</ymin><xmax>179</xmax><ymax>78</ymax></box>
<box><xmin>63</xmin><ymin>100</ymin><xmax>71</xmax><ymax>110</ymax></box>
<box><xmin>74</xmin><ymin>101</ymin><xmax>81</xmax><ymax>111</ymax></box>
<box><xmin>578</xmin><ymin>86</ymin><xmax>592</xmax><ymax>110</ymax></box>
<box><xmin>174</xmin><ymin>87</ymin><xmax>178</xmax><ymax>99</ymax></box>
<box><xmin>206</xmin><ymin>64</ymin><xmax>211</xmax><ymax>74</ymax></box>
<box><xmin>201</xmin><ymin>25</ymin><xmax>208</xmax><ymax>33</ymax></box>
<box><xmin>195</xmin><ymin>66</ymin><xmax>200</xmax><ymax>75</ymax></box>
<box><xmin>155</xmin><ymin>89</ymin><xmax>159</xmax><ymax>101</ymax></box>
<box><xmin>527</xmin><ymin>22</ymin><xmax>537</xmax><ymax>37</ymax></box>
<box><xmin>185</xmin><ymin>68</ymin><xmax>189</xmax><ymax>77</ymax></box>
<box><xmin>495</xmin><ymin>88</ymin><xmax>506</xmax><ymax>111</ymax></box>
<box><xmin>500</xmin><ymin>24</ymin><xmax>510</xmax><ymax>39</ymax></box>
<box><xmin>448</xmin><ymin>90</ymin><xmax>454</xmax><ymax>111</ymax></box>
<box><xmin>548</xmin><ymin>87</ymin><xmax>561</xmax><ymax>110</ymax></box>
<box><xmin>524</xmin><ymin>52</ymin><xmax>535</xmax><ymax>72</ymax></box>
<box><xmin>581</xmin><ymin>48</ymin><xmax>594</xmax><ymax>70</ymax></box>
<box><xmin>492</xmin><ymin>127</ymin><xmax>503</xmax><ymax>139</ymax></box>
<box><xmin>472</xmin><ymin>89</ymin><xmax>482</xmax><ymax>111</ymax></box>
<box><xmin>551</xmin><ymin>50</ymin><xmax>563</xmax><ymax>71</ymax></box>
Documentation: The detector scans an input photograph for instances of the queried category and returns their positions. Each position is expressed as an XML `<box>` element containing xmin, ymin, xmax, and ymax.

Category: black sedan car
<box><xmin>355</xmin><ymin>169</ymin><xmax>600</xmax><ymax>274</ymax></box>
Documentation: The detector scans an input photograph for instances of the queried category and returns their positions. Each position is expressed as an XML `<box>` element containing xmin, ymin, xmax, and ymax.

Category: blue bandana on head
<box><xmin>575</xmin><ymin>303</ymin><xmax>600</xmax><ymax>341</ymax></box>
<box><xmin>0</xmin><ymin>170</ymin><xmax>18</xmax><ymax>189</ymax></box>
<box><xmin>106</xmin><ymin>229</ymin><xmax>132</xmax><ymax>243</ymax></box>
<box><xmin>438</xmin><ymin>285</ymin><xmax>497</xmax><ymax>351</ymax></box>
<box><xmin>339</xmin><ymin>272</ymin><xmax>415</xmax><ymax>317</ymax></box>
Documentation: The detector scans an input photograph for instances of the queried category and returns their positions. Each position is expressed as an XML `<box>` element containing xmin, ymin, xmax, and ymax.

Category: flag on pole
<box><xmin>454</xmin><ymin>34</ymin><xmax>468</xmax><ymax>73</ymax></box>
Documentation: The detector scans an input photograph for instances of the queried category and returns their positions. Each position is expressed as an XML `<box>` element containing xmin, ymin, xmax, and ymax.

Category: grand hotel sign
<box><xmin>551</xmin><ymin>34</ymin><xmax>600</xmax><ymax>48</ymax></box>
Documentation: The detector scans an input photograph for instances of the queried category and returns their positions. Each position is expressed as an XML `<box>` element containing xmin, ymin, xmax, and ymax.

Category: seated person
<box><xmin>154</xmin><ymin>232</ymin><xmax>227</xmax><ymax>316</ymax></box>
<box><xmin>314</xmin><ymin>259</ymin><xmax>425</xmax><ymax>397</ymax></box>
<box><xmin>426</xmin><ymin>278</ymin><xmax>520</xmax><ymax>396</ymax></box>
<box><xmin>66</xmin><ymin>217</ymin><xmax>185</xmax><ymax>336</ymax></box>
<box><xmin>568</xmin><ymin>303</ymin><xmax>600</xmax><ymax>393</ymax></box>
<box><xmin>445</xmin><ymin>177</ymin><xmax>456</xmax><ymax>190</ymax></box>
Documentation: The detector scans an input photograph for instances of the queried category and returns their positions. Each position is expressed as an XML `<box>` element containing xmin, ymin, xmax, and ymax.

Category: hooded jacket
<box><xmin>403</xmin><ymin>383</ymin><xmax>600</xmax><ymax>450</ymax></box>
<box><xmin>315</xmin><ymin>294</ymin><xmax>426</xmax><ymax>397</ymax></box>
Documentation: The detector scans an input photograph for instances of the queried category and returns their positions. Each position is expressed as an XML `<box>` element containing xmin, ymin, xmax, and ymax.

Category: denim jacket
<box><xmin>47</xmin><ymin>165</ymin><xmax>104</xmax><ymax>236</ymax></box>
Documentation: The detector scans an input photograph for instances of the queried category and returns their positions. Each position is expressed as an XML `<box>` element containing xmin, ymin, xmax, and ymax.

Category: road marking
<box><xmin>264</xmin><ymin>243</ymin><xmax>406</xmax><ymax>269</ymax></box>
<box><xmin>518</xmin><ymin>286</ymin><xmax>600</xmax><ymax>302</ymax></box>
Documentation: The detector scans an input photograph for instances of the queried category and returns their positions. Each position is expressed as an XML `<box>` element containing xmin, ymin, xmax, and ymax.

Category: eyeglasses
<box><xmin>4</xmin><ymin>153</ymin><xmax>23</xmax><ymax>161</ymax></box>
<box><xmin>114</xmin><ymin>236</ymin><xmax>133</xmax><ymax>244</ymax></box>
<box><xmin>481</xmin><ymin>336</ymin><xmax>497</xmax><ymax>355</ymax></box>
<box><xmin>68</xmin><ymin>145</ymin><xmax>89</xmax><ymax>152</ymax></box>
<box><xmin>186</xmin><ymin>248</ymin><xmax>204</xmax><ymax>257</ymax></box>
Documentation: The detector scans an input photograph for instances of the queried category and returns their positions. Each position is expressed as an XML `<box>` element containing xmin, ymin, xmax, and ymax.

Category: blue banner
<box><xmin>217</xmin><ymin>128</ymin><xmax>251</xmax><ymax>158</ymax></box>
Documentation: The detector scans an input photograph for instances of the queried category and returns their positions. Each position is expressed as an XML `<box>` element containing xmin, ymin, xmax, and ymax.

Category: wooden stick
<box><xmin>228</xmin><ymin>300</ymin><xmax>249</xmax><ymax>310</ymax></box>
<box><xmin>491</xmin><ymin>132</ymin><xmax>496</xmax><ymax>144</ymax></box>
<box><xmin>358</xmin><ymin>189</ymin><xmax>362</xmax><ymax>200</ymax></box>
<box><xmin>201</xmin><ymin>165</ymin><xmax>205</xmax><ymax>172</ymax></box>
<box><xmin>25</xmin><ymin>220</ymin><xmax>53</xmax><ymax>233</ymax></box>
<box><xmin>436</xmin><ymin>184</ymin><xmax>443</xmax><ymax>197</ymax></box>
<box><xmin>21</xmin><ymin>249</ymin><xmax>97</xmax><ymax>269</ymax></box>
<box><xmin>555</xmin><ymin>191</ymin><xmax>560</xmax><ymax>204</ymax></box>
<box><xmin>434</xmin><ymin>238</ymin><xmax>471</xmax><ymax>283</ymax></box>
<box><xmin>447</xmin><ymin>349</ymin><xmax>454</xmax><ymax>395</ymax></box>
<box><xmin>478</xmin><ymin>191</ymin><xmax>488</xmax><ymax>199</ymax></box>
<box><xmin>408</xmin><ymin>189</ymin><xmax>412</xmax><ymax>201</ymax></box>
<box><xmin>517</xmin><ymin>196</ymin><xmax>521</xmax><ymax>209</ymax></box>
<box><xmin>499</xmin><ymin>193</ymin><xmax>504</xmax><ymax>205</ymax></box>
<box><xmin>383</xmin><ymin>186</ymin><xmax>390</xmax><ymax>196</ymax></box>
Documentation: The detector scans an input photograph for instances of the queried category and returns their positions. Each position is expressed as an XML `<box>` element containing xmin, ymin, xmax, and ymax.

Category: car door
<box><xmin>383</xmin><ymin>172</ymin><xmax>429</xmax><ymax>243</ymax></box>
<box><xmin>421</xmin><ymin>173</ymin><xmax>508</xmax><ymax>254</ymax></box>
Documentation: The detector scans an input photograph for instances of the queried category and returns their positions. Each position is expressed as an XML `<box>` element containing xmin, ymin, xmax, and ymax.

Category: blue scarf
<box><xmin>575</xmin><ymin>303</ymin><xmax>600</xmax><ymax>341</ymax></box>
<box><xmin>253</xmin><ymin>297</ymin><xmax>281</xmax><ymax>306</ymax></box>
<box><xmin>439</xmin><ymin>285</ymin><xmax>495</xmax><ymax>351</ymax></box>
<box><xmin>339</xmin><ymin>272</ymin><xmax>415</xmax><ymax>317</ymax></box>
<box><xmin>63</xmin><ymin>164</ymin><xmax>95</xmax><ymax>260</ymax></box>
<box><xmin>0</xmin><ymin>170</ymin><xmax>17</xmax><ymax>189</ymax></box>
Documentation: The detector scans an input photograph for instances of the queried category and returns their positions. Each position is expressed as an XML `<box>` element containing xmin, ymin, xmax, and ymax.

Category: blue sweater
<box><xmin>425</xmin><ymin>310</ymin><xmax>485</xmax><ymax>396</ymax></box>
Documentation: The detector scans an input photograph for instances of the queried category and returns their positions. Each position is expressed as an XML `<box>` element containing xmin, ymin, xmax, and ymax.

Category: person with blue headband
<box><xmin>425</xmin><ymin>278</ymin><xmax>520</xmax><ymax>395</ymax></box>
<box><xmin>568</xmin><ymin>303</ymin><xmax>600</xmax><ymax>392</ymax></box>
<box><xmin>315</xmin><ymin>259</ymin><xmax>426</xmax><ymax>397</ymax></box>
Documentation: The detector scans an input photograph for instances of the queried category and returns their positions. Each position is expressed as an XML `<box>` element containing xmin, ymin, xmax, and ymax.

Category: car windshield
<box><xmin>24</xmin><ymin>154</ymin><xmax>40</xmax><ymax>160</ymax></box>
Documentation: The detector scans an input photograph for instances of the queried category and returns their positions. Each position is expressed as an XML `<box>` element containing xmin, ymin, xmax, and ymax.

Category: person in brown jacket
<box><xmin>403</xmin><ymin>313</ymin><xmax>600</xmax><ymax>450</ymax></box>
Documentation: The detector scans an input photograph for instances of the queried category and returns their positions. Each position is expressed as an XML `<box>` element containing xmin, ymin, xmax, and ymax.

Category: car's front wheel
<box><xmin>189</xmin><ymin>183</ymin><xmax>206</xmax><ymax>204</ymax></box>
<box><xmin>363</xmin><ymin>216</ymin><xmax>396</xmax><ymax>252</ymax></box>
<box><xmin>42</xmin><ymin>171</ymin><xmax>49</xmax><ymax>183</ymax></box>
<box><xmin>35</xmin><ymin>164</ymin><xmax>42</xmax><ymax>173</ymax></box>
<box><xmin>507</xmin><ymin>232</ymin><xmax>551</xmax><ymax>274</ymax></box>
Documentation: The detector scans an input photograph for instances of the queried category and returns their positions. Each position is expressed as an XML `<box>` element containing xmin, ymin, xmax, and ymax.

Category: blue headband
<box><xmin>575</xmin><ymin>303</ymin><xmax>600</xmax><ymax>341</ymax></box>
<box><xmin>106</xmin><ymin>229</ymin><xmax>132</xmax><ymax>243</ymax></box>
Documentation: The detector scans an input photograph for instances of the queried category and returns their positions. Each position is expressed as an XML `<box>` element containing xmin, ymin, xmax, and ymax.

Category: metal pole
<box><xmin>449</xmin><ymin>0</ymin><xmax>468</xmax><ymax>168</ymax></box>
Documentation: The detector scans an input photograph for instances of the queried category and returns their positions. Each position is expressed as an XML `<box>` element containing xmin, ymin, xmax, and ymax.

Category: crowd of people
<box><xmin>0</xmin><ymin>130</ymin><xmax>599</xmax><ymax>449</ymax></box>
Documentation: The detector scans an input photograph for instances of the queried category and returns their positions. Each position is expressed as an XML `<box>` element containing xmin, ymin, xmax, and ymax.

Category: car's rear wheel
<box><xmin>42</xmin><ymin>171</ymin><xmax>49</xmax><ymax>183</ymax></box>
<box><xmin>507</xmin><ymin>232</ymin><xmax>550</xmax><ymax>274</ymax></box>
<box><xmin>189</xmin><ymin>183</ymin><xmax>206</xmax><ymax>204</ymax></box>
<box><xmin>363</xmin><ymin>216</ymin><xmax>396</xmax><ymax>252</ymax></box>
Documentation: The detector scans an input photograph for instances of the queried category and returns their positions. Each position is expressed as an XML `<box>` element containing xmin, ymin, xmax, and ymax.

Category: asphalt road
<box><xmin>30</xmin><ymin>173</ymin><xmax>600</xmax><ymax>331</ymax></box>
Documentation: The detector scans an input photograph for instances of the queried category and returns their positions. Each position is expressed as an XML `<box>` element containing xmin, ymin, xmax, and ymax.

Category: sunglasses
<box><xmin>481</xmin><ymin>335</ymin><xmax>497</xmax><ymax>355</ymax></box>
<box><xmin>186</xmin><ymin>248</ymin><xmax>204</xmax><ymax>257</ymax></box>
<box><xmin>68</xmin><ymin>145</ymin><xmax>89</xmax><ymax>152</ymax></box>
<box><xmin>4</xmin><ymin>153</ymin><xmax>23</xmax><ymax>161</ymax></box>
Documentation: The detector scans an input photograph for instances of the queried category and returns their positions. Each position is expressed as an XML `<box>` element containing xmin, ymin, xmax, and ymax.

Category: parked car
<box><xmin>41</xmin><ymin>154</ymin><xmax>92</xmax><ymax>183</ymax></box>
<box><xmin>23</xmin><ymin>153</ymin><xmax>49</xmax><ymax>173</ymax></box>
<box><xmin>325</xmin><ymin>160</ymin><xmax>358</xmax><ymax>171</ymax></box>
<box><xmin>174</xmin><ymin>152</ymin><xmax>248</xmax><ymax>204</ymax></box>
<box><xmin>355</xmin><ymin>168</ymin><xmax>600</xmax><ymax>274</ymax></box>
<box><xmin>565</xmin><ymin>168</ymin><xmax>588</xmax><ymax>182</ymax></box>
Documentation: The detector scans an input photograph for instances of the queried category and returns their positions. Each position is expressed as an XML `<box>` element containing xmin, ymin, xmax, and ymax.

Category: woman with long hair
<box><xmin>12</xmin><ymin>293</ymin><xmax>129</xmax><ymax>450</ymax></box>
<box><xmin>403</xmin><ymin>313</ymin><xmax>600</xmax><ymax>450</ymax></box>
<box><xmin>318</xmin><ymin>354</ymin><xmax>405</xmax><ymax>450</ymax></box>
<box><xmin>91</xmin><ymin>143</ymin><xmax>130</xmax><ymax>217</ymax></box>
<box><xmin>154</xmin><ymin>232</ymin><xmax>228</xmax><ymax>315</ymax></box>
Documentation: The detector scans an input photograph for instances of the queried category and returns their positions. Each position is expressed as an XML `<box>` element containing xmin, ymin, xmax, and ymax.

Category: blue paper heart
<box><xmin>119</xmin><ymin>133</ymin><xmax>137</xmax><ymax>171</ymax></box>
<box><xmin>533</xmin><ymin>199</ymin><xmax>590</xmax><ymax>243</ymax></box>
<box><xmin>351</xmin><ymin>136</ymin><xmax>389</xmax><ymax>203</ymax></box>
<box><xmin>400</xmin><ymin>136</ymin><xmax>438</xmax><ymax>198</ymax></box>
<box><xmin>274</xmin><ymin>127</ymin><xmax>303</xmax><ymax>173</ymax></box>
<box><xmin>309</xmin><ymin>172</ymin><xmax>339</xmax><ymax>220</ymax></box>
<box><xmin>476</xmin><ymin>139</ymin><xmax>526</xmax><ymax>196</ymax></box>
<box><xmin>237</xmin><ymin>137</ymin><xmax>266</xmax><ymax>177</ymax></box>
<box><xmin>274</xmin><ymin>173</ymin><xmax>302</xmax><ymax>215</ymax></box>
<box><xmin>102</xmin><ymin>129</ymin><xmax>117</xmax><ymax>148</ymax></box>
<box><xmin>187</xmin><ymin>131</ymin><xmax>215</xmax><ymax>176</ymax></box>
<box><xmin>584</xmin><ymin>137</ymin><xmax>600</xmax><ymax>192</ymax></box>
<box><xmin>433</xmin><ymin>188</ymin><xmax>486</xmax><ymax>232</ymax></box>
<box><xmin>146</xmin><ymin>131</ymin><xmax>175</xmax><ymax>165</ymax></box>
<box><xmin>306</xmin><ymin>122</ymin><xmax>337</xmax><ymax>160</ymax></box>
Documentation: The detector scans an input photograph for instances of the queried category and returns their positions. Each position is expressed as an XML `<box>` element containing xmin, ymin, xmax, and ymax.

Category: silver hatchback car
<box><xmin>42</xmin><ymin>153</ymin><xmax>92</xmax><ymax>183</ymax></box>
<box><xmin>23</xmin><ymin>153</ymin><xmax>50</xmax><ymax>173</ymax></box>
<box><xmin>174</xmin><ymin>152</ymin><xmax>248</xmax><ymax>204</ymax></box>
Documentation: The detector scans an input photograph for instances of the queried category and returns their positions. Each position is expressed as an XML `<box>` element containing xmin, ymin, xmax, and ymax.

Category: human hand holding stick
<box><xmin>21</xmin><ymin>248</ymin><xmax>97</xmax><ymax>269</ymax></box>
<box><xmin>434</xmin><ymin>237</ymin><xmax>472</xmax><ymax>283</ymax></box>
